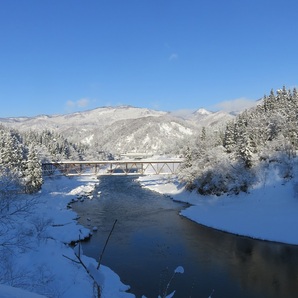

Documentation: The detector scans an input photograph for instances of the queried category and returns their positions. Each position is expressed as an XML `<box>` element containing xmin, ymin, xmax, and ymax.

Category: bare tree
<box><xmin>0</xmin><ymin>168</ymin><xmax>37</xmax><ymax>251</ymax></box>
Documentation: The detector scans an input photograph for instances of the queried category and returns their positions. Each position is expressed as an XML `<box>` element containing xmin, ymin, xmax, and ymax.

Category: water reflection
<box><xmin>73</xmin><ymin>176</ymin><xmax>298</xmax><ymax>298</ymax></box>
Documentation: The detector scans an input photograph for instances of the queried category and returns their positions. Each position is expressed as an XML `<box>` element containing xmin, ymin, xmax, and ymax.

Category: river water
<box><xmin>73</xmin><ymin>176</ymin><xmax>298</xmax><ymax>298</ymax></box>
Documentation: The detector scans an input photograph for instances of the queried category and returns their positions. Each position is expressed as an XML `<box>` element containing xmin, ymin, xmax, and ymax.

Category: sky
<box><xmin>0</xmin><ymin>0</ymin><xmax>298</xmax><ymax>117</ymax></box>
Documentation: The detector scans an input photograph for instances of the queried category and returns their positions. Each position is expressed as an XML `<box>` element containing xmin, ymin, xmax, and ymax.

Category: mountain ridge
<box><xmin>0</xmin><ymin>105</ymin><xmax>234</xmax><ymax>155</ymax></box>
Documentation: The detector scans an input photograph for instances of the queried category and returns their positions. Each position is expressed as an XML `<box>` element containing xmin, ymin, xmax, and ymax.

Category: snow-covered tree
<box><xmin>180</xmin><ymin>87</ymin><xmax>298</xmax><ymax>195</ymax></box>
<box><xmin>0</xmin><ymin>127</ymin><xmax>25</xmax><ymax>177</ymax></box>
<box><xmin>223</xmin><ymin>121</ymin><xmax>236</xmax><ymax>153</ymax></box>
<box><xmin>0</xmin><ymin>167</ymin><xmax>23</xmax><ymax>212</ymax></box>
<box><xmin>23</xmin><ymin>146</ymin><xmax>43</xmax><ymax>194</ymax></box>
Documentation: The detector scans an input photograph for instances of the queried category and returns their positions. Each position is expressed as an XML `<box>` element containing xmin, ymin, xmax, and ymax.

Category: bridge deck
<box><xmin>42</xmin><ymin>159</ymin><xmax>183</xmax><ymax>176</ymax></box>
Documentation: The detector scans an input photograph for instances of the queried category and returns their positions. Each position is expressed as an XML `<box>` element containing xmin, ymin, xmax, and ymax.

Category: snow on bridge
<box><xmin>42</xmin><ymin>159</ymin><xmax>183</xmax><ymax>176</ymax></box>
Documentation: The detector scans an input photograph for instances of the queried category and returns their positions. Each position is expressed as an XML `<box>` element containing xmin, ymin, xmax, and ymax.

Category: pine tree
<box><xmin>0</xmin><ymin>130</ymin><xmax>25</xmax><ymax>176</ymax></box>
<box><xmin>23</xmin><ymin>146</ymin><xmax>43</xmax><ymax>194</ymax></box>
<box><xmin>201</xmin><ymin>127</ymin><xmax>206</xmax><ymax>141</ymax></box>
<box><xmin>183</xmin><ymin>146</ymin><xmax>192</xmax><ymax>168</ymax></box>
<box><xmin>224</xmin><ymin>121</ymin><xmax>236</xmax><ymax>153</ymax></box>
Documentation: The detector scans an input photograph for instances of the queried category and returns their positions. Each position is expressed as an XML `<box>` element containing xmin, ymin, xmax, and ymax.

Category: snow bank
<box><xmin>0</xmin><ymin>175</ymin><xmax>134</xmax><ymax>298</ymax></box>
<box><xmin>0</xmin><ymin>284</ymin><xmax>47</xmax><ymax>298</ymax></box>
<box><xmin>138</xmin><ymin>174</ymin><xmax>298</xmax><ymax>245</ymax></box>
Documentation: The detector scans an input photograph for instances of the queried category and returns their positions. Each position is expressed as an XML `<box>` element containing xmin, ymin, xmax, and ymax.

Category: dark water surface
<box><xmin>73</xmin><ymin>176</ymin><xmax>298</xmax><ymax>298</ymax></box>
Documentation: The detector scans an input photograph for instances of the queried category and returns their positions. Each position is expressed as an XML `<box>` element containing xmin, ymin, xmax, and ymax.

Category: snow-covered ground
<box><xmin>3</xmin><ymin>162</ymin><xmax>298</xmax><ymax>297</ymax></box>
<box><xmin>0</xmin><ymin>175</ymin><xmax>134</xmax><ymax>298</ymax></box>
<box><xmin>138</xmin><ymin>168</ymin><xmax>298</xmax><ymax>245</ymax></box>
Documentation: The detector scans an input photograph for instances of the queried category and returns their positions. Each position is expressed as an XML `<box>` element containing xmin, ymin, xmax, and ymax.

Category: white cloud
<box><xmin>212</xmin><ymin>98</ymin><xmax>257</xmax><ymax>114</ymax></box>
<box><xmin>65</xmin><ymin>98</ymin><xmax>91</xmax><ymax>112</ymax></box>
<box><xmin>169</xmin><ymin>53</ymin><xmax>178</xmax><ymax>61</ymax></box>
<box><xmin>77</xmin><ymin>98</ymin><xmax>90</xmax><ymax>107</ymax></box>
<box><xmin>66</xmin><ymin>100</ymin><xmax>75</xmax><ymax>108</ymax></box>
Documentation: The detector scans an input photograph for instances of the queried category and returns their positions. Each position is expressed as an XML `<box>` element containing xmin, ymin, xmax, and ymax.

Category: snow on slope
<box><xmin>189</xmin><ymin>109</ymin><xmax>234</xmax><ymax>127</ymax></box>
<box><xmin>0</xmin><ymin>105</ymin><xmax>233</xmax><ymax>154</ymax></box>
<box><xmin>195</xmin><ymin>108</ymin><xmax>211</xmax><ymax>115</ymax></box>
<box><xmin>0</xmin><ymin>175</ymin><xmax>134</xmax><ymax>298</ymax></box>
<box><xmin>93</xmin><ymin>115</ymin><xmax>196</xmax><ymax>154</ymax></box>
<box><xmin>0</xmin><ymin>284</ymin><xmax>46</xmax><ymax>298</ymax></box>
<box><xmin>0</xmin><ymin>106</ymin><xmax>166</xmax><ymax>132</ymax></box>
<box><xmin>197</xmin><ymin>110</ymin><xmax>234</xmax><ymax>126</ymax></box>
<box><xmin>138</xmin><ymin>165</ymin><xmax>298</xmax><ymax>245</ymax></box>
<box><xmin>169</xmin><ymin>108</ymin><xmax>234</xmax><ymax>127</ymax></box>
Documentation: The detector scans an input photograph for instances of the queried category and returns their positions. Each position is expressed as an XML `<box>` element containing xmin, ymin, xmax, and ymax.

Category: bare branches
<box><xmin>97</xmin><ymin>219</ymin><xmax>117</xmax><ymax>270</ymax></box>
<box><xmin>63</xmin><ymin>219</ymin><xmax>118</xmax><ymax>298</ymax></box>
<box><xmin>63</xmin><ymin>241</ymin><xmax>102</xmax><ymax>298</ymax></box>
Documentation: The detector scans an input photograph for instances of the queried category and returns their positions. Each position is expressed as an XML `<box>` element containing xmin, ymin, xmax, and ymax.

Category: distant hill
<box><xmin>0</xmin><ymin>105</ymin><xmax>234</xmax><ymax>155</ymax></box>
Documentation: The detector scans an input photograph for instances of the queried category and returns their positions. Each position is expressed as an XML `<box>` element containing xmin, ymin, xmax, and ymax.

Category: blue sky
<box><xmin>0</xmin><ymin>0</ymin><xmax>297</xmax><ymax>117</ymax></box>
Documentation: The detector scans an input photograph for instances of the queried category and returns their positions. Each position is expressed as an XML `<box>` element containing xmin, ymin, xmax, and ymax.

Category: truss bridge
<box><xmin>42</xmin><ymin>159</ymin><xmax>183</xmax><ymax>177</ymax></box>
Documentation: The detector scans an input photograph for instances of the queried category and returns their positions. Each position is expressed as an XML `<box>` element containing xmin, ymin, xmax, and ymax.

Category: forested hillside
<box><xmin>0</xmin><ymin>106</ymin><xmax>233</xmax><ymax>156</ymax></box>
<box><xmin>0</xmin><ymin>125</ymin><xmax>89</xmax><ymax>194</ymax></box>
<box><xmin>180</xmin><ymin>87</ymin><xmax>298</xmax><ymax>195</ymax></box>
<box><xmin>2</xmin><ymin>87</ymin><xmax>297</xmax><ymax>196</ymax></box>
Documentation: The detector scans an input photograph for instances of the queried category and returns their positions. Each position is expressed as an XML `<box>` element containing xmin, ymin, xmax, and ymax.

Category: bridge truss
<box><xmin>42</xmin><ymin>160</ymin><xmax>183</xmax><ymax>176</ymax></box>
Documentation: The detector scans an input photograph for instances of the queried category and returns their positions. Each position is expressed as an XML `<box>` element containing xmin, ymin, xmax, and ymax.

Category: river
<box><xmin>73</xmin><ymin>176</ymin><xmax>298</xmax><ymax>298</ymax></box>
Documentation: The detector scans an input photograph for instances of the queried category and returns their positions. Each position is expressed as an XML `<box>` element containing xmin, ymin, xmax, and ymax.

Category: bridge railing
<box><xmin>42</xmin><ymin>159</ymin><xmax>183</xmax><ymax>177</ymax></box>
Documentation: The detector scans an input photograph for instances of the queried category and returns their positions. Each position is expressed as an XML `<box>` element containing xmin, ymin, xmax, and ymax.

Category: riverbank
<box><xmin>0</xmin><ymin>175</ymin><xmax>134</xmax><ymax>298</ymax></box>
<box><xmin>3</xmin><ymin>169</ymin><xmax>298</xmax><ymax>297</ymax></box>
<box><xmin>73</xmin><ymin>174</ymin><xmax>298</xmax><ymax>298</ymax></box>
<box><xmin>137</xmin><ymin>172</ymin><xmax>298</xmax><ymax>245</ymax></box>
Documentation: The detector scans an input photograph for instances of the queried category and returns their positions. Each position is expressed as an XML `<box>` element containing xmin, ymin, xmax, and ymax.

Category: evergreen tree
<box><xmin>223</xmin><ymin>121</ymin><xmax>236</xmax><ymax>153</ymax></box>
<box><xmin>183</xmin><ymin>146</ymin><xmax>192</xmax><ymax>168</ymax></box>
<box><xmin>0</xmin><ymin>129</ymin><xmax>25</xmax><ymax>176</ymax></box>
<box><xmin>201</xmin><ymin>127</ymin><xmax>206</xmax><ymax>141</ymax></box>
<box><xmin>180</xmin><ymin>87</ymin><xmax>298</xmax><ymax>195</ymax></box>
<box><xmin>23</xmin><ymin>146</ymin><xmax>43</xmax><ymax>194</ymax></box>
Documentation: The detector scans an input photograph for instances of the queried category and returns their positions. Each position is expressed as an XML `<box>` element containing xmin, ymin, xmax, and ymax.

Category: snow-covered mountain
<box><xmin>191</xmin><ymin>109</ymin><xmax>234</xmax><ymax>126</ymax></box>
<box><xmin>0</xmin><ymin>106</ymin><xmax>166</xmax><ymax>132</ymax></box>
<box><xmin>0</xmin><ymin>105</ymin><xmax>234</xmax><ymax>155</ymax></box>
<box><xmin>169</xmin><ymin>107</ymin><xmax>233</xmax><ymax>126</ymax></box>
